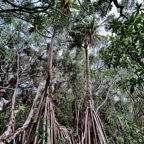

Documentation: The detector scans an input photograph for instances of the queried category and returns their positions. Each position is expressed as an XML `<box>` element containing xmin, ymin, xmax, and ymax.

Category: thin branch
<box><xmin>51</xmin><ymin>8</ymin><xmax>79</xmax><ymax>22</ymax></box>
<box><xmin>112</xmin><ymin>0</ymin><xmax>128</xmax><ymax>19</ymax></box>
<box><xmin>0</xmin><ymin>86</ymin><xmax>14</xmax><ymax>90</ymax></box>
<box><xmin>94</xmin><ymin>77</ymin><xmax>103</xmax><ymax>92</ymax></box>
<box><xmin>1</xmin><ymin>66</ymin><xmax>6</xmax><ymax>74</ymax></box>
<box><xmin>1</xmin><ymin>0</ymin><xmax>53</xmax><ymax>14</ymax></box>
<box><xmin>96</xmin><ymin>84</ymin><xmax>113</xmax><ymax>113</ymax></box>
<box><xmin>117</xmin><ymin>115</ymin><xmax>124</xmax><ymax>131</ymax></box>
<box><xmin>35</xmin><ymin>28</ymin><xmax>52</xmax><ymax>38</ymax></box>
<box><xmin>10</xmin><ymin>51</ymin><xmax>20</xmax><ymax>131</ymax></box>
<box><xmin>77</xmin><ymin>0</ymin><xmax>88</xmax><ymax>13</ymax></box>
<box><xmin>105</xmin><ymin>0</ymin><xmax>113</xmax><ymax>15</ymax></box>
<box><xmin>0</xmin><ymin>8</ymin><xmax>46</xmax><ymax>14</ymax></box>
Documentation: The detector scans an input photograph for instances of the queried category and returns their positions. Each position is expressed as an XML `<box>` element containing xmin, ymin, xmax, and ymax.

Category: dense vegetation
<box><xmin>0</xmin><ymin>0</ymin><xmax>143</xmax><ymax>143</ymax></box>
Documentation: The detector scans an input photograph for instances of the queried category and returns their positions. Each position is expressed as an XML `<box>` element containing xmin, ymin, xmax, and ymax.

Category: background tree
<box><xmin>99</xmin><ymin>3</ymin><xmax>144</xmax><ymax>143</ymax></box>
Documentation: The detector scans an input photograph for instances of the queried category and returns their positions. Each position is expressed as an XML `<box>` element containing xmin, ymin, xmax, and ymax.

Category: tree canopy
<box><xmin>0</xmin><ymin>0</ymin><xmax>144</xmax><ymax>143</ymax></box>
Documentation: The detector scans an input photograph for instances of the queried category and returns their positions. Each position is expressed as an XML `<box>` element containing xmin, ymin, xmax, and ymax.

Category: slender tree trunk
<box><xmin>85</xmin><ymin>44</ymin><xmax>92</xmax><ymax>101</ymax></box>
<box><xmin>47</xmin><ymin>30</ymin><xmax>55</xmax><ymax>86</ymax></box>
<box><xmin>44</xmin><ymin>30</ymin><xmax>56</xmax><ymax>99</ymax></box>
<box><xmin>25</xmin><ymin>31</ymin><xmax>56</xmax><ymax>144</ymax></box>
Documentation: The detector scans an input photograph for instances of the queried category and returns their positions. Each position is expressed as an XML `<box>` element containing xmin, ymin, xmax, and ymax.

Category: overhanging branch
<box><xmin>105</xmin><ymin>0</ymin><xmax>128</xmax><ymax>19</ymax></box>
<box><xmin>112</xmin><ymin>0</ymin><xmax>128</xmax><ymax>19</ymax></box>
<box><xmin>0</xmin><ymin>0</ymin><xmax>53</xmax><ymax>14</ymax></box>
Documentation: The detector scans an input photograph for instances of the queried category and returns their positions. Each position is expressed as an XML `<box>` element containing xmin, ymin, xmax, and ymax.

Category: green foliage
<box><xmin>0</xmin><ymin>1</ymin><xmax>143</xmax><ymax>143</ymax></box>
<box><xmin>0</xmin><ymin>111</ymin><xmax>10</xmax><ymax>132</ymax></box>
<box><xmin>57</xmin><ymin>135</ymin><xmax>66</xmax><ymax>143</ymax></box>
<box><xmin>100</xmin><ymin>4</ymin><xmax>144</xmax><ymax>94</ymax></box>
<box><xmin>124</xmin><ymin>119</ymin><xmax>144</xmax><ymax>143</ymax></box>
<box><xmin>33</xmin><ymin>129</ymin><xmax>49</xmax><ymax>144</ymax></box>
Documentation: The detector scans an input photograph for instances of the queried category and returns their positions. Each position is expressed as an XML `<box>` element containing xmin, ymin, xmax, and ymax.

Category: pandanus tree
<box><xmin>0</xmin><ymin>4</ymin><xmax>74</xmax><ymax>144</ymax></box>
<box><xmin>81</xmin><ymin>19</ymin><xmax>108</xmax><ymax>144</ymax></box>
<box><xmin>69</xmin><ymin>17</ymin><xmax>108</xmax><ymax>144</ymax></box>
<box><xmin>0</xmin><ymin>28</ymin><xmax>73</xmax><ymax>143</ymax></box>
<box><xmin>24</xmin><ymin>30</ymin><xmax>73</xmax><ymax>144</ymax></box>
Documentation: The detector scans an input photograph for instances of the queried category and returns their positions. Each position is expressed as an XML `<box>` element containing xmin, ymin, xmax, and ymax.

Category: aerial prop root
<box><xmin>81</xmin><ymin>100</ymin><xmax>108</xmax><ymax>144</ymax></box>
